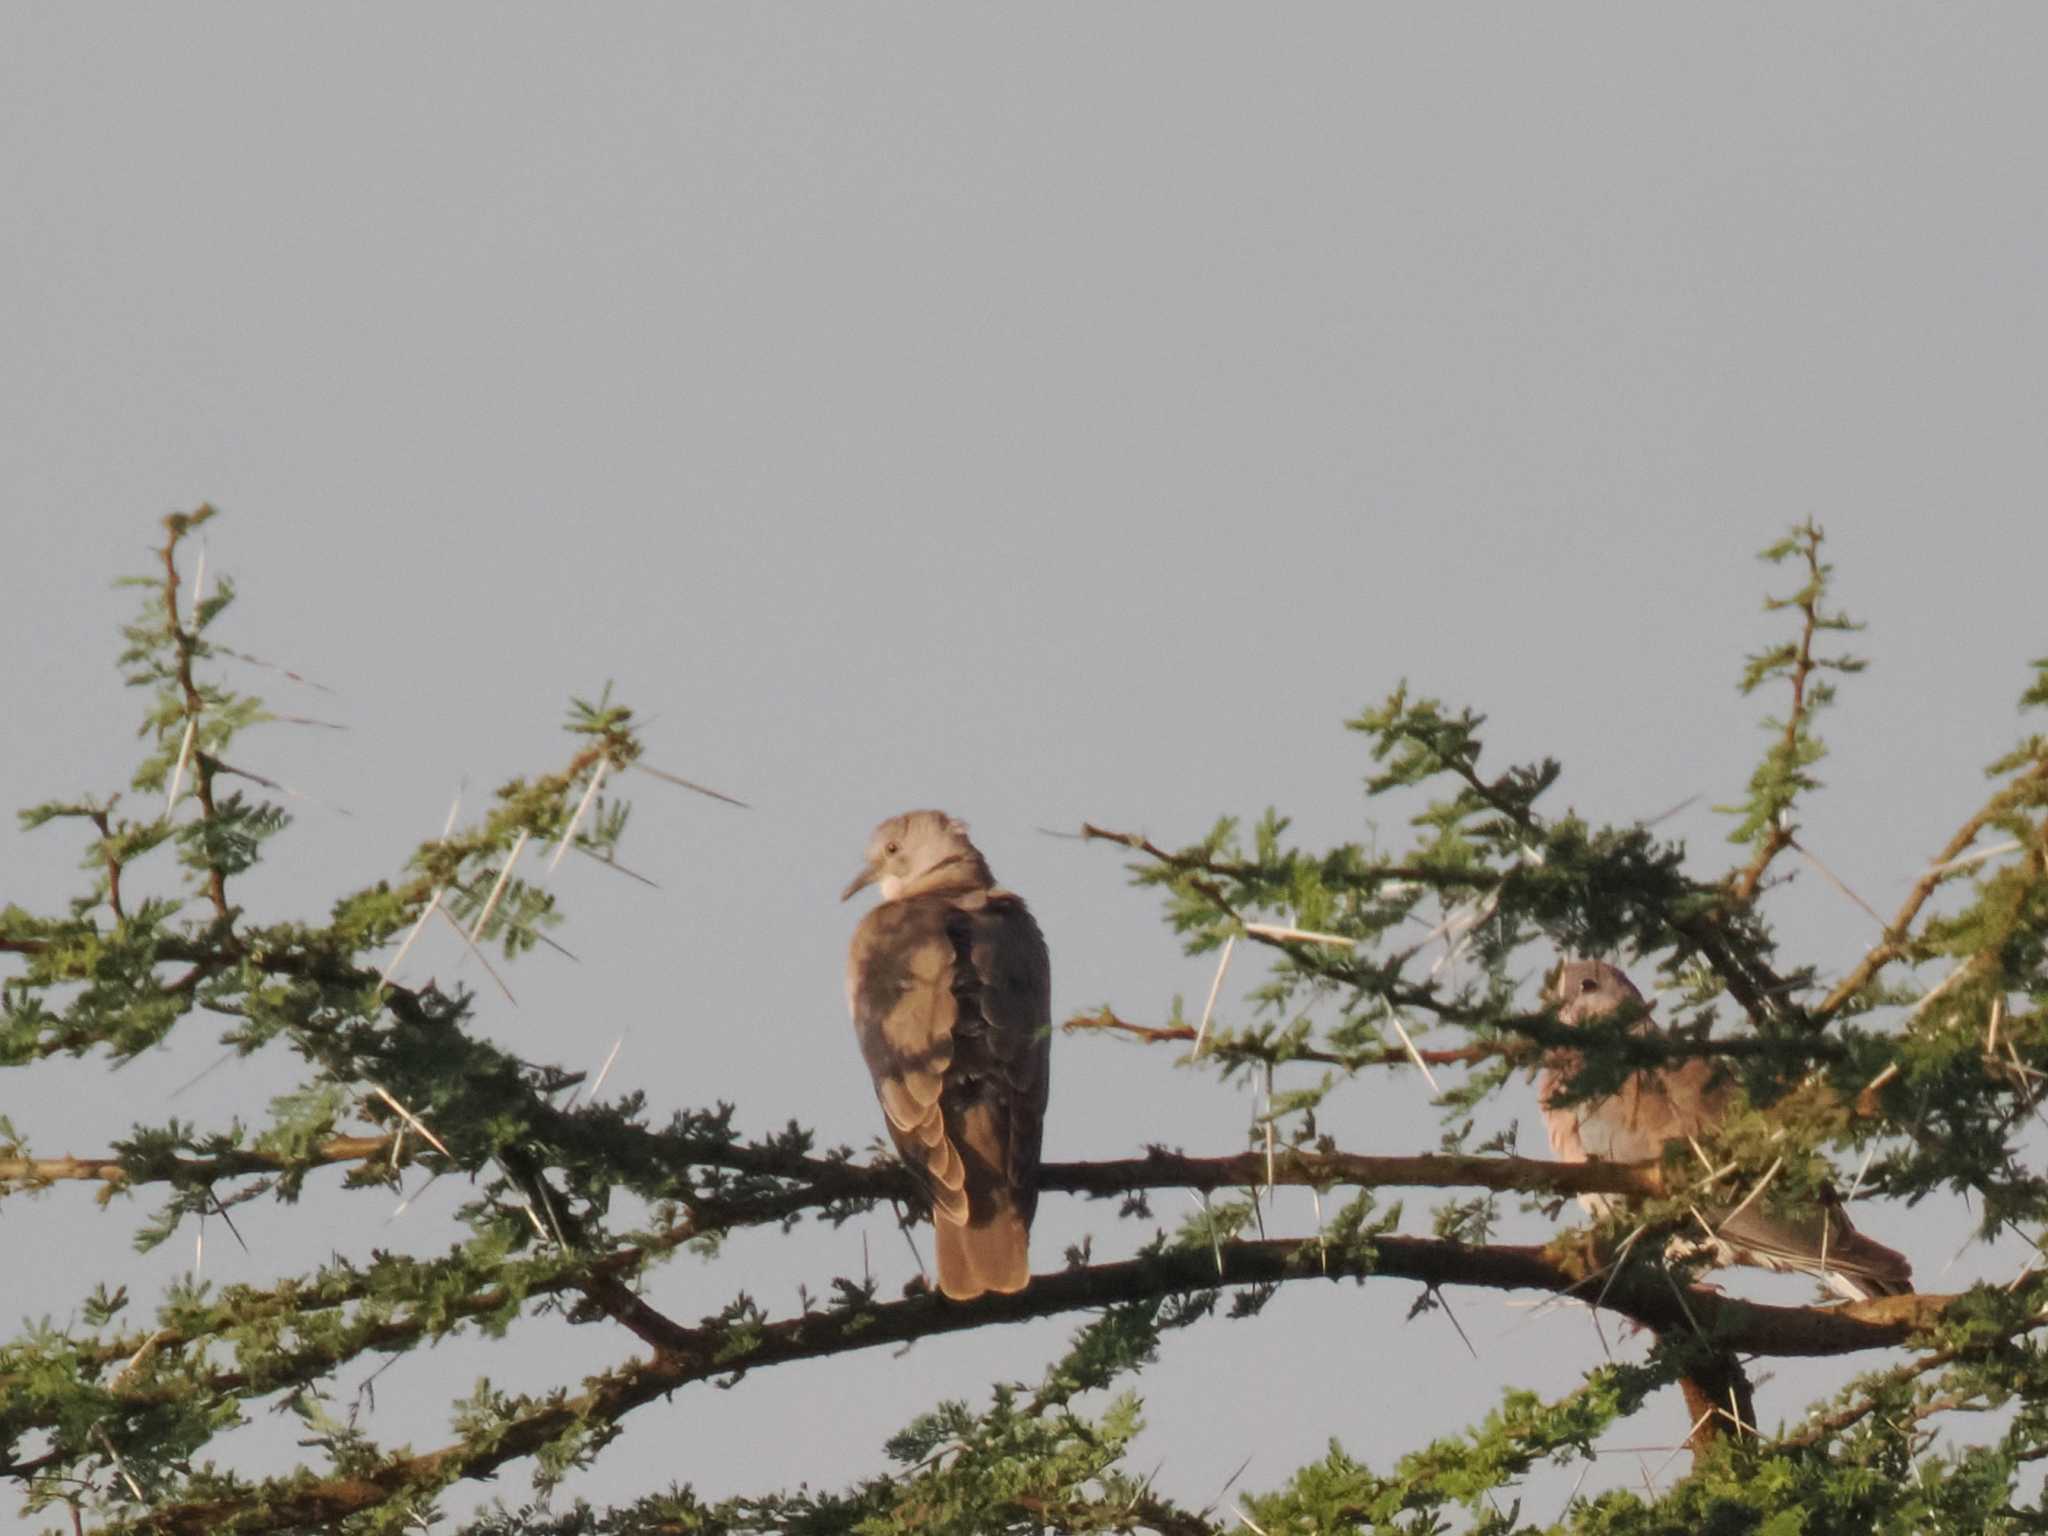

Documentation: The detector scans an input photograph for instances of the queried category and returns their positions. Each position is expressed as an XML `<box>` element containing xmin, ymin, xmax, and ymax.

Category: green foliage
<box><xmin>5</xmin><ymin>515</ymin><xmax>2048</xmax><ymax>1533</ymax></box>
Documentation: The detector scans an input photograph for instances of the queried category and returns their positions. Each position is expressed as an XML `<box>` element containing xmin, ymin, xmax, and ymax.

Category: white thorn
<box><xmin>371</xmin><ymin>1084</ymin><xmax>451</xmax><ymax>1158</ymax></box>
<box><xmin>1384</xmin><ymin>1006</ymin><xmax>1442</xmax><ymax>1097</ymax></box>
<box><xmin>1241</xmin><ymin>922</ymin><xmax>1355</xmax><ymax>948</ymax></box>
<box><xmin>1924</xmin><ymin>840</ymin><xmax>2023</xmax><ymax>878</ymax></box>
<box><xmin>1192</xmin><ymin>934</ymin><xmax>1237</xmax><ymax>1058</ymax></box>
<box><xmin>549</xmin><ymin>758</ymin><xmax>609</xmax><ymax>871</ymax></box>
<box><xmin>165</xmin><ymin>716</ymin><xmax>198</xmax><ymax>815</ymax></box>
<box><xmin>469</xmin><ymin>829</ymin><xmax>531</xmax><ymax>942</ymax></box>
<box><xmin>378</xmin><ymin>888</ymin><xmax>442</xmax><ymax>990</ymax></box>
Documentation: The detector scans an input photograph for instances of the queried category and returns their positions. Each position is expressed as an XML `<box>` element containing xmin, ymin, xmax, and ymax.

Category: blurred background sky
<box><xmin>3</xmin><ymin>6</ymin><xmax>2045</xmax><ymax>1529</ymax></box>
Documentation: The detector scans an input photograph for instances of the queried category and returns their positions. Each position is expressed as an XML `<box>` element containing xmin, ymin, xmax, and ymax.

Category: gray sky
<box><xmin>5</xmin><ymin>6</ymin><xmax>2046</xmax><ymax>1528</ymax></box>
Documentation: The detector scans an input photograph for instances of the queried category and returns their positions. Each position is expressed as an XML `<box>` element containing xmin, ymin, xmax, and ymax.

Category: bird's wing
<box><xmin>947</xmin><ymin>890</ymin><xmax>1053</xmax><ymax>1229</ymax></box>
<box><xmin>848</xmin><ymin>898</ymin><xmax>970</xmax><ymax>1224</ymax></box>
<box><xmin>1711</xmin><ymin>1200</ymin><xmax>1916</xmax><ymax>1300</ymax></box>
<box><xmin>1558</xmin><ymin>1053</ymin><xmax>1730</xmax><ymax>1162</ymax></box>
<box><xmin>1551</xmin><ymin>1054</ymin><xmax>1915</xmax><ymax>1298</ymax></box>
<box><xmin>1543</xmin><ymin>1049</ymin><xmax>1731</xmax><ymax>1220</ymax></box>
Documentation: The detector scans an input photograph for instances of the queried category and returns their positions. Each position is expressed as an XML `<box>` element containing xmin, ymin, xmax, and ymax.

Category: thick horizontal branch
<box><xmin>2</xmin><ymin>1142</ymin><xmax>1679</xmax><ymax>1432</ymax></box>
<box><xmin>1040</xmin><ymin>1147</ymin><xmax>1667</xmax><ymax>1201</ymax></box>
<box><xmin>120</xmin><ymin>1234</ymin><xmax>1956</xmax><ymax>1536</ymax></box>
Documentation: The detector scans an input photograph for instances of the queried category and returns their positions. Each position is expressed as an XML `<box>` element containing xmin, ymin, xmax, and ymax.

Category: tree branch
<box><xmin>1728</xmin><ymin>530</ymin><xmax>1830</xmax><ymax>908</ymax></box>
<box><xmin>107</xmin><ymin>1236</ymin><xmax>1958</xmax><ymax>1536</ymax></box>
<box><xmin>1815</xmin><ymin>762</ymin><xmax>2048</xmax><ymax>1023</ymax></box>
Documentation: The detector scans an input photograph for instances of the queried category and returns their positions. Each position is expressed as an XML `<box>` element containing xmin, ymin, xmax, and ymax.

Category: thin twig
<box><xmin>633</xmin><ymin>762</ymin><xmax>748</xmax><ymax>808</ymax></box>
<box><xmin>1789</xmin><ymin>837</ymin><xmax>1888</xmax><ymax>931</ymax></box>
<box><xmin>570</xmin><ymin>842</ymin><xmax>662</xmax><ymax>889</ymax></box>
<box><xmin>435</xmin><ymin>906</ymin><xmax>517</xmax><ymax>1006</ymax></box>
<box><xmin>210</xmin><ymin>644</ymin><xmax>338</xmax><ymax>694</ymax></box>
<box><xmin>1431</xmin><ymin>1285</ymin><xmax>1480</xmax><ymax>1360</ymax></box>
<box><xmin>209</xmin><ymin>758</ymin><xmax>355</xmax><ymax>818</ymax></box>
<box><xmin>205</xmin><ymin>1187</ymin><xmax>250</xmax><ymax>1254</ymax></box>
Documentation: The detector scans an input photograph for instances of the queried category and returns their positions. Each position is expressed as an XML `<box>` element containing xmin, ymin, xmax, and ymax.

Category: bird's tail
<box><xmin>934</xmin><ymin>1202</ymin><xmax>1031</xmax><ymax>1301</ymax></box>
<box><xmin>1714</xmin><ymin>1203</ymin><xmax>1915</xmax><ymax>1302</ymax></box>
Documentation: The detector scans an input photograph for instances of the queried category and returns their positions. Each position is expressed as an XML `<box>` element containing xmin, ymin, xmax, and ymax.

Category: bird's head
<box><xmin>1549</xmin><ymin>958</ymin><xmax>1647</xmax><ymax>1028</ymax></box>
<box><xmin>841</xmin><ymin>809</ymin><xmax>993</xmax><ymax>903</ymax></box>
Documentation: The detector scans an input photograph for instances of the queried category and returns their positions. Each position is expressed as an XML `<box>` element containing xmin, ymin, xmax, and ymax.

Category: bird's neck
<box><xmin>887</xmin><ymin>853</ymin><xmax>995</xmax><ymax>902</ymax></box>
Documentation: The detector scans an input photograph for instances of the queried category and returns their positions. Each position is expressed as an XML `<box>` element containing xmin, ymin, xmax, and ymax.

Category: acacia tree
<box><xmin>4</xmin><ymin>511</ymin><xmax>2048</xmax><ymax>1534</ymax></box>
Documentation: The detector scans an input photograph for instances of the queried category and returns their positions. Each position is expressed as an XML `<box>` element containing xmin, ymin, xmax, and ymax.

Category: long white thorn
<box><xmin>1925</xmin><ymin>840</ymin><xmax>2023</xmax><ymax>878</ymax></box>
<box><xmin>470</xmin><ymin>829</ymin><xmax>531</xmax><ymax>942</ymax></box>
<box><xmin>565</xmin><ymin>1035</ymin><xmax>626</xmax><ymax>1112</ymax></box>
<box><xmin>1192</xmin><ymin>934</ymin><xmax>1237</xmax><ymax>1058</ymax></box>
<box><xmin>165</xmin><ymin>716</ymin><xmax>198</xmax><ymax>815</ymax></box>
<box><xmin>95</xmin><ymin>1424</ymin><xmax>147</xmax><ymax>1503</ymax></box>
<box><xmin>378</xmin><ymin>889</ymin><xmax>442</xmax><ymax>990</ymax></box>
<box><xmin>549</xmin><ymin>758</ymin><xmax>608</xmax><ymax>871</ymax></box>
<box><xmin>1844</xmin><ymin>1140</ymin><xmax>1879</xmax><ymax>1203</ymax></box>
<box><xmin>381</xmin><ymin>793</ymin><xmax>464</xmax><ymax>990</ymax></box>
<box><xmin>1907</xmin><ymin>962</ymin><xmax>1972</xmax><ymax>1025</ymax></box>
<box><xmin>588</xmin><ymin>1035</ymin><xmax>624</xmax><ymax>1100</ymax></box>
<box><xmin>371</xmin><ymin>1085</ymin><xmax>452</xmax><ymax>1158</ymax></box>
<box><xmin>1384</xmin><ymin>1007</ymin><xmax>1443</xmax><ymax>1097</ymax></box>
<box><xmin>1241</xmin><ymin>922</ymin><xmax>1355</xmax><ymax>948</ymax></box>
<box><xmin>1714</xmin><ymin>1156</ymin><xmax>1785</xmax><ymax>1234</ymax></box>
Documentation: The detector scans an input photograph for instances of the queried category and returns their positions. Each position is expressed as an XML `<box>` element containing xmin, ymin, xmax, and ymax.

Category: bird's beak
<box><xmin>841</xmin><ymin>863</ymin><xmax>877</xmax><ymax>902</ymax></box>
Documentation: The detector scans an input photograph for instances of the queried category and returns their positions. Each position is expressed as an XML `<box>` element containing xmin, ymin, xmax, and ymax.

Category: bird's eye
<box><xmin>885</xmin><ymin>841</ymin><xmax>899</xmax><ymax>855</ymax></box>
<box><xmin>1579</xmin><ymin>976</ymin><xmax>1599</xmax><ymax>993</ymax></box>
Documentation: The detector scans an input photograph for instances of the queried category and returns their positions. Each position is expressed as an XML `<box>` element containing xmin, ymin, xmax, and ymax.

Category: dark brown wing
<box><xmin>947</xmin><ymin>890</ymin><xmax>1052</xmax><ymax>1229</ymax></box>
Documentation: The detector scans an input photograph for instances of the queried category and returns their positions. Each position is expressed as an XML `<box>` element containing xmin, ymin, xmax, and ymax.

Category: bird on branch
<box><xmin>1540</xmin><ymin>957</ymin><xmax>1912</xmax><ymax>1301</ymax></box>
<box><xmin>844</xmin><ymin>811</ymin><xmax>1052</xmax><ymax>1301</ymax></box>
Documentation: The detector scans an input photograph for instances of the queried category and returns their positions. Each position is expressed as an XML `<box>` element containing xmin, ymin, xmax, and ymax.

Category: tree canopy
<box><xmin>5</xmin><ymin>511</ymin><xmax>2048</xmax><ymax>1534</ymax></box>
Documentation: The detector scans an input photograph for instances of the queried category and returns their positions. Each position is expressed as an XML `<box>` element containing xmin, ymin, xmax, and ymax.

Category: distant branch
<box><xmin>1816</xmin><ymin>766</ymin><xmax>2048</xmax><ymax>1023</ymax></box>
<box><xmin>159</xmin><ymin>515</ymin><xmax>231</xmax><ymax>919</ymax></box>
<box><xmin>1729</xmin><ymin>529</ymin><xmax>1830</xmax><ymax>907</ymax></box>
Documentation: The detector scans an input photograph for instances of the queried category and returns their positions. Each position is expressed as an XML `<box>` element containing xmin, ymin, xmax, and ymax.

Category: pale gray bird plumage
<box><xmin>1540</xmin><ymin>958</ymin><xmax>1912</xmax><ymax>1301</ymax></box>
<box><xmin>843</xmin><ymin>810</ymin><xmax>1051</xmax><ymax>1301</ymax></box>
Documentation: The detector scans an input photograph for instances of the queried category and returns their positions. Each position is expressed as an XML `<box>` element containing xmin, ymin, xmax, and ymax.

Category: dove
<box><xmin>844</xmin><ymin>811</ymin><xmax>1052</xmax><ymax>1300</ymax></box>
<box><xmin>1540</xmin><ymin>958</ymin><xmax>1911</xmax><ymax>1301</ymax></box>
